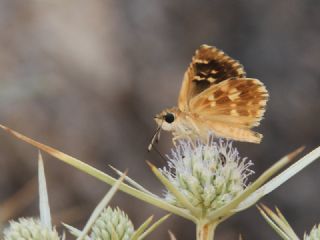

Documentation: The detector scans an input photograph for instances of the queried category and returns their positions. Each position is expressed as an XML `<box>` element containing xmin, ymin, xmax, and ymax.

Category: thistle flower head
<box><xmin>89</xmin><ymin>207</ymin><xmax>134</xmax><ymax>240</ymax></box>
<box><xmin>3</xmin><ymin>218</ymin><xmax>60</xmax><ymax>240</ymax></box>
<box><xmin>161</xmin><ymin>139</ymin><xmax>254</xmax><ymax>214</ymax></box>
<box><xmin>304</xmin><ymin>224</ymin><xmax>320</xmax><ymax>240</ymax></box>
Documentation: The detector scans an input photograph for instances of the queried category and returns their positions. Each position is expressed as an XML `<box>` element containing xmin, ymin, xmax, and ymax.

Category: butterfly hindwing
<box><xmin>189</xmin><ymin>78</ymin><xmax>269</xmax><ymax>128</ymax></box>
<box><xmin>178</xmin><ymin>44</ymin><xmax>246</xmax><ymax>111</ymax></box>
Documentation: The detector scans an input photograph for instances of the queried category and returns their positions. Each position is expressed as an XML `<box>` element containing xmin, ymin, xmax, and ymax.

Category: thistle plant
<box><xmin>0</xmin><ymin>125</ymin><xmax>320</xmax><ymax>240</ymax></box>
<box><xmin>157</xmin><ymin>139</ymin><xmax>253</xmax><ymax>238</ymax></box>
<box><xmin>147</xmin><ymin>139</ymin><xmax>311</xmax><ymax>239</ymax></box>
<box><xmin>0</xmin><ymin>124</ymin><xmax>320</xmax><ymax>239</ymax></box>
<box><xmin>258</xmin><ymin>204</ymin><xmax>320</xmax><ymax>240</ymax></box>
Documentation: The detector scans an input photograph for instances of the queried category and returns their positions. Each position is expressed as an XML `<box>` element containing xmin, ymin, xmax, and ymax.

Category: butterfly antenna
<box><xmin>148</xmin><ymin>127</ymin><xmax>159</xmax><ymax>151</ymax></box>
<box><xmin>148</xmin><ymin>120</ymin><xmax>163</xmax><ymax>151</ymax></box>
<box><xmin>156</xmin><ymin>127</ymin><xmax>161</xmax><ymax>143</ymax></box>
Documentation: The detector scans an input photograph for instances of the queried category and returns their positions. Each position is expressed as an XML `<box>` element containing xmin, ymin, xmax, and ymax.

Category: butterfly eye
<box><xmin>164</xmin><ymin>113</ymin><xmax>175</xmax><ymax>123</ymax></box>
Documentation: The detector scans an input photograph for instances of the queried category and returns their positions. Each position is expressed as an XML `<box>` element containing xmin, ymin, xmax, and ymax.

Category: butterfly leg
<box><xmin>172</xmin><ymin>135</ymin><xmax>183</xmax><ymax>147</ymax></box>
<box><xmin>172</xmin><ymin>133</ymin><xmax>194</xmax><ymax>147</ymax></box>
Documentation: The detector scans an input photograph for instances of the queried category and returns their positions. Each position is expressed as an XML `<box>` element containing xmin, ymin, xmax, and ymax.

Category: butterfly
<box><xmin>149</xmin><ymin>44</ymin><xmax>268</xmax><ymax>150</ymax></box>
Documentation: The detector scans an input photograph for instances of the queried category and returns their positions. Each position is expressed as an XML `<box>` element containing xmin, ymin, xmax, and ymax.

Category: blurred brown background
<box><xmin>0</xmin><ymin>0</ymin><xmax>319</xmax><ymax>239</ymax></box>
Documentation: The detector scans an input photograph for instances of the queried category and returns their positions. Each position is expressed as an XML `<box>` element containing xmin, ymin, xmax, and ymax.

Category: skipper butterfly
<box><xmin>149</xmin><ymin>45</ymin><xmax>268</xmax><ymax>150</ymax></box>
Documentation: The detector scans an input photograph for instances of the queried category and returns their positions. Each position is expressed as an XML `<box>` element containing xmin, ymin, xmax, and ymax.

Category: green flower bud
<box><xmin>4</xmin><ymin>218</ymin><xmax>60</xmax><ymax>240</ymax></box>
<box><xmin>90</xmin><ymin>207</ymin><xmax>134</xmax><ymax>240</ymax></box>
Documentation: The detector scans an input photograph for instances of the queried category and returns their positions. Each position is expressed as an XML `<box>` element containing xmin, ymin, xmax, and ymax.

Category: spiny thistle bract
<box><xmin>90</xmin><ymin>207</ymin><xmax>134</xmax><ymax>240</ymax></box>
<box><xmin>161</xmin><ymin>139</ymin><xmax>254</xmax><ymax>214</ymax></box>
<box><xmin>304</xmin><ymin>224</ymin><xmax>320</xmax><ymax>240</ymax></box>
<box><xmin>258</xmin><ymin>205</ymin><xmax>320</xmax><ymax>240</ymax></box>
<box><xmin>3</xmin><ymin>218</ymin><xmax>60</xmax><ymax>240</ymax></box>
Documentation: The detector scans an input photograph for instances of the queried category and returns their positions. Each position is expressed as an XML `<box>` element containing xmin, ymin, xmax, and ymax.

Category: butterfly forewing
<box><xmin>178</xmin><ymin>44</ymin><xmax>246</xmax><ymax>111</ymax></box>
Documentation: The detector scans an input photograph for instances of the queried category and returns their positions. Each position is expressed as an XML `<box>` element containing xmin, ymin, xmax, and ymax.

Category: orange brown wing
<box><xmin>178</xmin><ymin>44</ymin><xmax>246</xmax><ymax>112</ymax></box>
<box><xmin>189</xmin><ymin>78</ymin><xmax>269</xmax><ymax>128</ymax></box>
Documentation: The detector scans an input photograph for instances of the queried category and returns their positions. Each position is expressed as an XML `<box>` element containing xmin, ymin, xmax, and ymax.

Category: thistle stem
<box><xmin>196</xmin><ymin>221</ymin><xmax>217</xmax><ymax>240</ymax></box>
